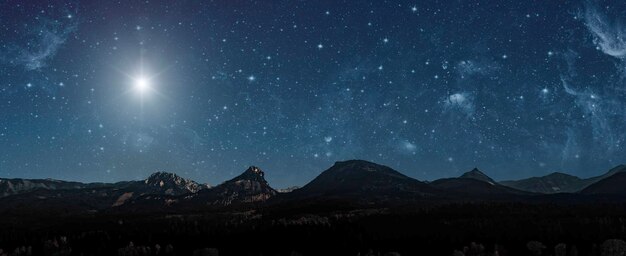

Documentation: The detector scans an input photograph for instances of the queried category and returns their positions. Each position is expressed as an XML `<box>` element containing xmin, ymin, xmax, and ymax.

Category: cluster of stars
<box><xmin>0</xmin><ymin>1</ymin><xmax>624</xmax><ymax>187</ymax></box>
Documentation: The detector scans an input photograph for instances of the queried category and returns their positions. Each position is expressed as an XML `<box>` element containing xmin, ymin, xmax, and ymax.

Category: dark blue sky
<box><xmin>1</xmin><ymin>0</ymin><xmax>626</xmax><ymax>188</ymax></box>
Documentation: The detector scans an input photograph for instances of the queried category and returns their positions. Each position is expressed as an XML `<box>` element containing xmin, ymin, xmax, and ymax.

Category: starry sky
<box><xmin>1</xmin><ymin>0</ymin><xmax>626</xmax><ymax>188</ymax></box>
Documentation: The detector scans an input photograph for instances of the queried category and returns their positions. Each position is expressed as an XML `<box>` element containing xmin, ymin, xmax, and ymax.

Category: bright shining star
<box><xmin>135</xmin><ymin>77</ymin><xmax>150</xmax><ymax>92</ymax></box>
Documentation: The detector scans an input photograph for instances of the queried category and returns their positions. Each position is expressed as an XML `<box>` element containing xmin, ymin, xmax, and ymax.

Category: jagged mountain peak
<box><xmin>244</xmin><ymin>166</ymin><xmax>265</xmax><ymax>176</ymax></box>
<box><xmin>227</xmin><ymin>166</ymin><xmax>268</xmax><ymax>183</ymax></box>
<box><xmin>146</xmin><ymin>171</ymin><xmax>181</xmax><ymax>180</ymax></box>
<box><xmin>143</xmin><ymin>171</ymin><xmax>209</xmax><ymax>194</ymax></box>
<box><xmin>194</xmin><ymin>166</ymin><xmax>277</xmax><ymax>206</ymax></box>
<box><xmin>460</xmin><ymin>168</ymin><xmax>495</xmax><ymax>184</ymax></box>
<box><xmin>145</xmin><ymin>171</ymin><xmax>185</xmax><ymax>185</ymax></box>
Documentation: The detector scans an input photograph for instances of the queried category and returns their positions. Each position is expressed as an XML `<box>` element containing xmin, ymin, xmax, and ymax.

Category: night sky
<box><xmin>1</xmin><ymin>1</ymin><xmax>626</xmax><ymax>188</ymax></box>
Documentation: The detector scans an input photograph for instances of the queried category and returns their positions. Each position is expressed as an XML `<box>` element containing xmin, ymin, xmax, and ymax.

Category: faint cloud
<box><xmin>443</xmin><ymin>92</ymin><xmax>474</xmax><ymax>116</ymax></box>
<box><xmin>124</xmin><ymin>132</ymin><xmax>155</xmax><ymax>151</ymax></box>
<box><xmin>1</xmin><ymin>17</ymin><xmax>77</xmax><ymax>71</ymax></box>
<box><xmin>389</xmin><ymin>138</ymin><xmax>418</xmax><ymax>155</ymax></box>
<box><xmin>583</xmin><ymin>2</ymin><xmax>626</xmax><ymax>58</ymax></box>
<box><xmin>122</xmin><ymin>125</ymin><xmax>205</xmax><ymax>154</ymax></box>
<box><xmin>560</xmin><ymin>77</ymin><xmax>617</xmax><ymax>153</ymax></box>
<box><xmin>561</xmin><ymin>128</ymin><xmax>581</xmax><ymax>163</ymax></box>
<box><xmin>456</xmin><ymin>59</ymin><xmax>498</xmax><ymax>78</ymax></box>
<box><xmin>401</xmin><ymin>140</ymin><xmax>417</xmax><ymax>152</ymax></box>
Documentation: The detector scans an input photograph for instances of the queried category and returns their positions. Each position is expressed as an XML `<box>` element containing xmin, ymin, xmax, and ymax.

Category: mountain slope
<box><xmin>500</xmin><ymin>172</ymin><xmax>585</xmax><ymax>194</ymax></box>
<box><xmin>581</xmin><ymin>172</ymin><xmax>626</xmax><ymax>195</ymax></box>
<box><xmin>584</xmin><ymin>164</ymin><xmax>626</xmax><ymax>186</ymax></box>
<box><xmin>277</xmin><ymin>186</ymin><xmax>300</xmax><ymax>193</ymax></box>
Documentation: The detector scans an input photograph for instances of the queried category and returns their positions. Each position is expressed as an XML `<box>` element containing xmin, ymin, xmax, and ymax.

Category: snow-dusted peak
<box><xmin>460</xmin><ymin>168</ymin><xmax>496</xmax><ymax>185</ymax></box>
<box><xmin>143</xmin><ymin>171</ymin><xmax>209</xmax><ymax>194</ymax></box>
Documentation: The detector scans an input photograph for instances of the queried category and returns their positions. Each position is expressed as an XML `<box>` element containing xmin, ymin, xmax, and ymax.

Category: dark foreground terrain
<box><xmin>2</xmin><ymin>160</ymin><xmax>626</xmax><ymax>256</ymax></box>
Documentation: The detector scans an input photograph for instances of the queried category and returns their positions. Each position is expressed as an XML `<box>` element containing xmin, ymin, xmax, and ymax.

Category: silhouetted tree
<box><xmin>192</xmin><ymin>248</ymin><xmax>219</xmax><ymax>256</ymax></box>
<box><xmin>601</xmin><ymin>239</ymin><xmax>626</xmax><ymax>256</ymax></box>
<box><xmin>117</xmin><ymin>242</ymin><xmax>161</xmax><ymax>256</ymax></box>
<box><xmin>165</xmin><ymin>244</ymin><xmax>174</xmax><ymax>254</ymax></box>
<box><xmin>44</xmin><ymin>236</ymin><xmax>71</xmax><ymax>256</ymax></box>
<box><xmin>12</xmin><ymin>246</ymin><xmax>32</xmax><ymax>256</ymax></box>
<box><xmin>453</xmin><ymin>250</ymin><xmax>465</xmax><ymax>256</ymax></box>
<box><xmin>468</xmin><ymin>242</ymin><xmax>486</xmax><ymax>256</ymax></box>
<box><xmin>527</xmin><ymin>241</ymin><xmax>545</xmax><ymax>256</ymax></box>
<box><xmin>569</xmin><ymin>245</ymin><xmax>578</xmax><ymax>256</ymax></box>
<box><xmin>555</xmin><ymin>243</ymin><xmax>567</xmax><ymax>256</ymax></box>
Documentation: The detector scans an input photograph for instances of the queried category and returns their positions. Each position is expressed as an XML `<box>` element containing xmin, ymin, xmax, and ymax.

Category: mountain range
<box><xmin>1</xmin><ymin>160</ymin><xmax>626</xmax><ymax>216</ymax></box>
<box><xmin>501</xmin><ymin>164</ymin><xmax>626</xmax><ymax>193</ymax></box>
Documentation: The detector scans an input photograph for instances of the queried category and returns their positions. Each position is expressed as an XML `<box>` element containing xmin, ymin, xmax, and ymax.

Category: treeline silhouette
<box><xmin>1</xmin><ymin>201</ymin><xmax>626</xmax><ymax>255</ymax></box>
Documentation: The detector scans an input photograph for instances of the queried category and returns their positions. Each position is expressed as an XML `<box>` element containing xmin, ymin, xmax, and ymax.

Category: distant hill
<box><xmin>0</xmin><ymin>178</ymin><xmax>106</xmax><ymax>198</ymax></box>
<box><xmin>0</xmin><ymin>171</ymin><xmax>210</xmax><ymax>199</ymax></box>
<box><xmin>290</xmin><ymin>160</ymin><xmax>439</xmax><ymax>201</ymax></box>
<box><xmin>0</xmin><ymin>171</ymin><xmax>211</xmax><ymax>215</ymax></box>
<box><xmin>431</xmin><ymin>168</ymin><xmax>528</xmax><ymax>196</ymax></box>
